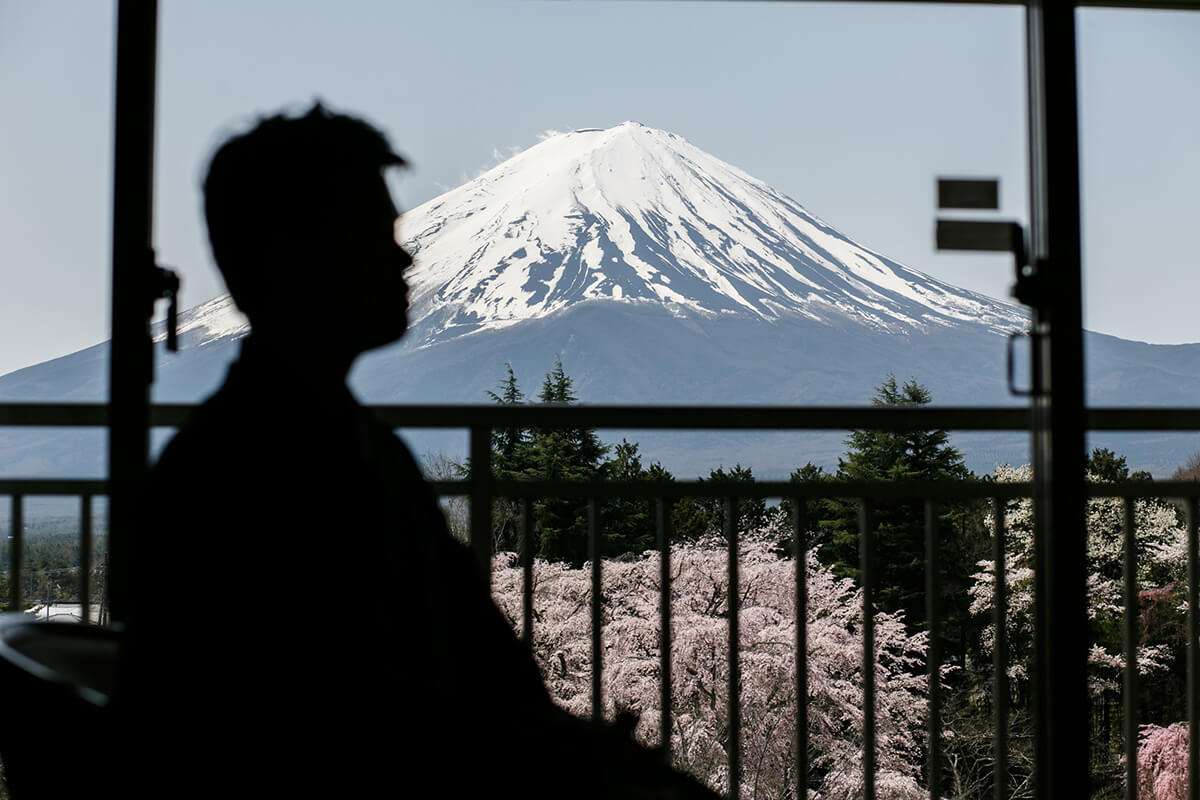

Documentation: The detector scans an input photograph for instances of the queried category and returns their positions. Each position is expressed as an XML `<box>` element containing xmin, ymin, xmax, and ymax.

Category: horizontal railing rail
<box><xmin>4</xmin><ymin>400</ymin><xmax>1200</xmax><ymax>432</ymax></box>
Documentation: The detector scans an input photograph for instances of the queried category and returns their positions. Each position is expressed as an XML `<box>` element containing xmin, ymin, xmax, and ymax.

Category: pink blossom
<box><xmin>1135</xmin><ymin>723</ymin><xmax>1189</xmax><ymax>800</ymax></box>
<box><xmin>492</xmin><ymin>540</ymin><xmax>932</xmax><ymax>799</ymax></box>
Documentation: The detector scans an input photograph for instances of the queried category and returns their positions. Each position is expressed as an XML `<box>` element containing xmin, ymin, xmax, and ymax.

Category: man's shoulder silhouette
<box><xmin>129</xmin><ymin>103</ymin><xmax>720</xmax><ymax>800</ymax></box>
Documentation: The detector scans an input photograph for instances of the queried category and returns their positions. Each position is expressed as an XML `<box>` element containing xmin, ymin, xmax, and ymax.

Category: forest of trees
<box><xmin>0</xmin><ymin>528</ymin><xmax>104</xmax><ymax>614</ymax></box>
<box><xmin>461</xmin><ymin>361</ymin><xmax>1198</xmax><ymax>799</ymax></box>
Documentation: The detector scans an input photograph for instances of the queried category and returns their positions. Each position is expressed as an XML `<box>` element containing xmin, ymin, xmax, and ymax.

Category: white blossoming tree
<box><xmin>492</xmin><ymin>526</ymin><xmax>933</xmax><ymax>800</ymax></box>
<box><xmin>969</xmin><ymin>462</ymin><xmax>1185</xmax><ymax>697</ymax></box>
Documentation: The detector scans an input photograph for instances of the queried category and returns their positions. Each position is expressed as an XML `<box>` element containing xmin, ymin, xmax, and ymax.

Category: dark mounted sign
<box><xmin>935</xmin><ymin>219</ymin><xmax>1022</xmax><ymax>252</ymax></box>
<box><xmin>937</xmin><ymin>178</ymin><xmax>999</xmax><ymax>210</ymax></box>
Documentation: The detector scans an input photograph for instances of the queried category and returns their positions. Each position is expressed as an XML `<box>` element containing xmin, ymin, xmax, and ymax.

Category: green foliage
<box><xmin>599</xmin><ymin>440</ymin><xmax>670</xmax><ymax>557</ymax></box>
<box><xmin>819</xmin><ymin>375</ymin><xmax>975</xmax><ymax>636</ymax></box>
<box><xmin>671</xmin><ymin>464</ymin><xmax>769</xmax><ymax>542</ymax></box>
<box><xmin>1088</xmin><ymin>446</ymin><xmax>1152</xmax><ymax>483</ymax></box>
<box><xmin>0</xmin><ymin>531</ymin><xmax>104</xmax><ymax>611</ymax></box>
<box><xmin>526</xmin><ymin>359</ymin><xmax>609</xmax><ymax>565</ymax></box>
<box><xmin>779</xmin><ymin>463</ymin><xmax>833</xmax><ymax>551</ymax></box>
<box><xmin>477</xmin><ymin>360</ymin><xmax>672</xmax><ymax>565</ymax></box>
<box><xmin>487</xmin><ymin>363</ymin><xmax>529</xmax><ymax>474</ymax></box>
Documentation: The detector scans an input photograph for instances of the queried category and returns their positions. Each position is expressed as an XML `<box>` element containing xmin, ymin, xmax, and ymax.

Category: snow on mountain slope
<box><xmin>399</xmin><ymin>121</ymin><xmax>1026</xmax><ymax>345</ymax></box>
<box><xmin>168</xmin><ymin>293</ymin><xmax>248</xmax><ymax>346</ymax></box>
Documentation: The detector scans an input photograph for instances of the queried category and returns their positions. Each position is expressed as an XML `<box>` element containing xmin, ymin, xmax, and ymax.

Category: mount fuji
<box><xmin>4</xmin><ymin>122</ymin><xmax>1200</xmax><ymax>477</ymax></box>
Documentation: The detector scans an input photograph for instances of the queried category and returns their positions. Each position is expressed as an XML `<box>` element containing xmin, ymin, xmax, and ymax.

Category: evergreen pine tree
<box><xmin>527</xmin><ymin>358</ymin><xmax>609</xmax><ymax>565</ymax></box>
<box><xmin>779</xmin><ymin>462</ymin><xmax>833</xmax><ymax>551</ymax></box>
<box><xmin>483</xmin><ymin>363</ymin><xmax>533</xmax><ymax>551</ymax></box>
<box><xmin>486</xmin><ymin>363</ymin><xmax>529</xmax><ymax>474</ymax></box>
<box><xmin>672</xmin><ymin>464</ymin><xmax>768</xmax><ymax>541</ymax></box>
<box><xmin>478</xmin><ymin>359</ymin><xmax>671</xmax><ymax>564</ymax></box>
<box><xmin>821</xmin><ymin>375</ymin><xmax>974</xmax><ymax>634</ymax></box>
<box><xmin>599</xmin><ymin>440</ymin><xmax>673</xmax><ymax>557</ymax></box>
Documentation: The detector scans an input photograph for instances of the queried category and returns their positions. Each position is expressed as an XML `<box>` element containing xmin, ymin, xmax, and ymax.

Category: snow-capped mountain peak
<box><xmin>153</xmin><ymin>122</ymin><xmax>1024</xmax><ymax>352</ymax></box>
<box><xmin>400</xmin><ymin>121</ymin><xmax>1025</xmax><ymax>345</ymax></box>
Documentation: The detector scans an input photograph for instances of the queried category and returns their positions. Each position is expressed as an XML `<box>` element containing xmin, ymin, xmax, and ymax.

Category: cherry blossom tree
<box><xmin>969</xmin><ymin>463</ymin><xmax>1184</xmax><ymax>695</ymax></box>
<box><xmin>1134</xmin><ymin>723</ymin><xmax>1189</xmax><ymax>800</ymax></box>
<box><xmin>492</xmin><ymin>526</ymin><xmax>932</xmax><ymax>800</ymax></box>
<box><xmin>967</xmin><ymin>460</ymin><xmax>1189</xmax><ymax>795</ymax></box>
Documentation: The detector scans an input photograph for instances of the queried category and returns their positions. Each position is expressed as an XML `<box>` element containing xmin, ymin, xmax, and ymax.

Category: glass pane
<box><xmin>1078</xmin><ymin>7</ymin><xmax>1200</xmax><ymax>472</ymax></box>
<box><xmin>0</xmin><ymin>2</ymin><xmax>114</xmax><ymax>481</ymax></box>
<box><xmin>0</xmin><ymin>2</ymin><xmax>115</xmax><ymax>389</ymax></box>
<box><xmin>148</xmin><ymin>1</ymin><xmax>1028</xmax><ymax>474</ymax></box>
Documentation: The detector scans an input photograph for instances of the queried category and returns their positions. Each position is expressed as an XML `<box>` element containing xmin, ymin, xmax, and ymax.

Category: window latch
<box><xmin>934</xmin><ymin>177</ymin><xmax>1044</xmax><ymax>396</ymax></box>
<box><xmin>146</xmin><ymin>251</ymin><xmax>181</xmax><ymax>353</ymax></box>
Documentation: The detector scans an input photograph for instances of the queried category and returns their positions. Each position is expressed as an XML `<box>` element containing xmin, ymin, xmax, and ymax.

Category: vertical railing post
<box><xmin>925</xmin><ymin>499</ymin><xmax>942</xmax><ymax>799</ymax></box>
<box><xmin>520</xmin><ymin>496</ymin><xmax>534</xmax><ymax>648</ymax></box>
<box><xmin>80</xmin><ymin>494</ymin><xmax>93</xmax><ymax>624</ymax></box>
<box><xmin>860</xmin><ymin>498</ymin><xmax>876</xmax><ymax>800</ymax></box>
<box><xmin>993</xmin><ymin>498</ymin><xmax>1010</xmax><ymax>800</ymax></box>
<box><xmin>792</xmin><ymin>499</ymin><xmax>809</xmax><ymax>800</ymax></box>
<box><xmin>10</xmin><ymin>495</ymin><xmax>23</xmax><ymax>611</ymax></box>
<box><xmin>657</xmin><ymin>498</ymin><xmax>673</xmax><ymax>763</ymax></box>
<box><xmin>1122</xmin><ymin>498</ymin><xmax>1139</xmax><ymax>800</ymax></box>
<box><xmin>589</xmin><ymin>497</ymin><xmax>603</xmax><ymax>724</ymax></box>
<box><xmin>726</xmin><ymin>496</ymin><xmax>741</xmax><ymax>800</ymax></box>
<box><xmin>1187</xmin><ymin>496</ymin><xmax>1198</xmax><ymax>800</ymax></box>
<box><xmin>469</xmin><ymin>425</ymin><xmax>493</xmax><ymax>581</ymax></box>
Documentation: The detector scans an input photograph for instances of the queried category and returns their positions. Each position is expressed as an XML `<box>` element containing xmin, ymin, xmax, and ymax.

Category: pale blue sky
<box><xmin>1</xmin><ymin>1</ymin><xmax>1197</xmax><ymax>377</ymax></box>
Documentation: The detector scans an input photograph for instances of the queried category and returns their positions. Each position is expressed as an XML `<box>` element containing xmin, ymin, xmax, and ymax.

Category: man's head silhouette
<box><xmin>203</xmin><ymin>104</ymin><xmax>412</xmax><ymax>367</ymax></box>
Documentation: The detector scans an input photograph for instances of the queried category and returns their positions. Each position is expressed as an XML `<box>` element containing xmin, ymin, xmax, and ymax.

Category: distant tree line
<box><xmin>0</xmin><ymin>531</ymin><xmax>105</xmax><ymax>612</ymax></box>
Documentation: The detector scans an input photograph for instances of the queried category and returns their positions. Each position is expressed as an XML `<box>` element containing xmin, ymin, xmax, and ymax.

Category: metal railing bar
<box><xmin>80</xmin><ymin>494</ymin><xmax>92</xmax><ymax>625</ymax></box>
<box><xmin>0</xmin><ymin>480</ymin><xmax>109</xmax><ymax>495</ymax></box>
<box><xmin>0</xmin><ymin>403</ymin><xmax>1032</xmax><ymax>430</ymax></box>
<box><xmin>378</xmin><ymin>405</ymin><xmax>1036</xmax><ymax>432</ymax></box>
<box><xmin>860</xmin><ymin>499</ymin><xmax>877</xmax><ymax>800</ymax></box>
<box><xmin>792</xmin><ymin>500</ymin><xmax>809</xmax><ymax>800</ymax></box>
<box><xmin>430</xmin><ymin>479</ymin><xmax>1037</xmax><ymax>502</ymax></box>
<box><xmin>925</xmin><ymin>499</ymin><xmax>943</xmax><ymax>800</ymax></box>
<box><xmin>992</xmin><ymin>498</ymin><xmax>1009</xmax><ymax>800</ymax></box>
<box><xmin>13</xmin><ymin>402</ymin><xmax>1200</xmax><ymax>432</ymax></box>
<box><xmin>589</xmin><ymin>497</ymin><xmax>602</xmax><ymax>725</ymax></box>
<box><xmin>520</xmin><ymin>497</ymin><xmax>533</xmax><ymax>648</ymax></box>
<box><xmin>1189</xmin><ymin>497</ymin><xmax>1198</xmax><ymax>800</ymax></box>
<box><xmin>0</xmin><ymin>404</ymin><xmax>109</xmax><ymax>427</ymax></box>
<box><xmin>725</xmin><ymin>496</ymin><xmax>741</xmax><ymax>800</ymax></box>
<box><xmin>0</xmin><ymin>403</ymin><xmax>1033</xmax><ymax>431</ymax></box>
<box><xmin>656</xmin><ymin>497</ymin><xmax>673</xmax><ymax>763</ymax></box>
<box><xmin>1086</xmin><ymin>409</ymin><xmax>1200</xmax><ymax>432</ymax></box>
<box><xmin>10</xmin><ymin>494</ymin><xmax>23</xmax><ymax>611</ymax></box>
<box><xmin>1087</xmin><ymin>481</ymin><xmax>1200</xmax><ymax>498</ymax></box>
<box><xmin>468</xmin><ymin>425</ymin><xmax>492</xmax><ymax>580</ymax></box>
<box><xmin>430</xmin><ymin>478</ymin><xmax>1200</xmax><ymax>502</ymax></box>
<box><xmin>1123</xmin><ymin>498</ymin><xmax>1138</xmax><ymax>800</ymax></box>
<box><xmin>0</xmin><ymin>477</ymin><xmax>1186</xmax><ymax>504</ymax></box>
<box><xmin>9</xmin><ymin>402</ymin><xmax>1200</xmax><ymax>432</ymax></box>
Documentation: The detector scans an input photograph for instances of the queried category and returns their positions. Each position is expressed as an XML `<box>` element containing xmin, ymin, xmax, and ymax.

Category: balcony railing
<box><xmin>3</xmin><ymin>401</ymin><xmax>1200</xmax><ymax>798</ymax></box>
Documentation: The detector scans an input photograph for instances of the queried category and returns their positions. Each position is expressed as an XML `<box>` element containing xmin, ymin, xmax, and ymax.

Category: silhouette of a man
<box><xmin>130</xmin><ymin>105</ymin><xmax>715</xmax><ymax>799</ymax></box>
